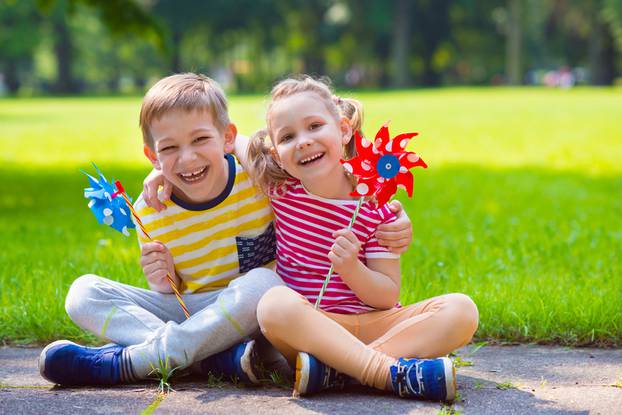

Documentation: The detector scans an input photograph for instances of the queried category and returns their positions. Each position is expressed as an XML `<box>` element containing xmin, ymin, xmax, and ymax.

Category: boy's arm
<box><xmin>376</xmin><ymin>200</ymin><xmax>413</xmax><ymax>254</ymax></box>
<box><xmin>329</xmin><ymin>229</ymin><xmax>400</xmax><ymax>309</ymax></box>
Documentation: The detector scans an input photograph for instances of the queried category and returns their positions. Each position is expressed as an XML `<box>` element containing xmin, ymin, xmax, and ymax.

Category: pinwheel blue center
<box><xmin>377</xmin><ymin>154</ymin><xmax>400</xmax><ymax>179</ymax></box>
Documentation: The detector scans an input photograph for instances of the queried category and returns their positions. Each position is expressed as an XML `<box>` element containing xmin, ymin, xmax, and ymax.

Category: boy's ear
<box><xmin>223</xmin><ymin>123</ymin><xmax>238</xmax><ymax>153</ymax></box>
<box><xmin>143</xmin><ymin>145</ymin><xmax>161</xmax><ymax>170</ymax></box>
<box><xmin>340</xmin><ymin>117</ymin><xmax>353</xmax><ymax>145</ymax></box>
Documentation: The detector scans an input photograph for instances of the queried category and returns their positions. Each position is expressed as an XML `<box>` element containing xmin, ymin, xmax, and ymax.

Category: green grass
<box><xmin>0</xmin><ymin>87</ymin><xmax>621</xmax><ymax>346</ymax></box>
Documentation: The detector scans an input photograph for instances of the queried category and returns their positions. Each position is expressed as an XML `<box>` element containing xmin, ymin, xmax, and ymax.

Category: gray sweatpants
<box><xmin>65</xmin><ymin>268</ymin><xmax>284</xmax><ymax>379</ymax></box>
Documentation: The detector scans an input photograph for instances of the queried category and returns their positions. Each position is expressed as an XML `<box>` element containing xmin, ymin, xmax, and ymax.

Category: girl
<box><xmin>244</xmin><ymin>77</ymin><xmax>479</xmax><ymax>402</ymax></box>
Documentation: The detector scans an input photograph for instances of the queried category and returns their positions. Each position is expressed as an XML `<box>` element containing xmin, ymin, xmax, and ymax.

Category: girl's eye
<box><xmin>280</xmin><ymin>134</ymin><xmax>293</xmax><ymax>143</ymax></box>
<box><xmin>159</xmin><ymin>146</ymin><xmax>177</xmax><ymax>152</ymax></box>
<box><xmin>194</xmin><ymin>136</ymin><xmax>210</xmax><ymax>143</ymax></box>
<box><xmin>310</xmin><ymin>122</ymin><xmax>322</xmax><ymax>130</ymax></box>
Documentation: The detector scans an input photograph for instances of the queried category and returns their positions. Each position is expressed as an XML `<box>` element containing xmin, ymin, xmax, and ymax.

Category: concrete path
<box><xmin>1</xmin><ymin>344</ymin><xmax>620</xmax><ymax>414</ymax></box>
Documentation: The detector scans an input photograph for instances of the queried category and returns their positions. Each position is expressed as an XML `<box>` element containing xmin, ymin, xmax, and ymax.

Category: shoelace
<box><xmin>322</xmin><ymin>366</ymin><xmax>347</xmax><ymax>389</ymax></box>
<box><xmin>395</xmin><ymin>360</ymin><xmax>425</xmax><ymax>397</ymax></box>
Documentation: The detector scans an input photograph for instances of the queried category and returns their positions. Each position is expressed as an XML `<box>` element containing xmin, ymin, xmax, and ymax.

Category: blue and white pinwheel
<box><xmin>83</xmin><ymin>165</ymin><xmax>135</xmax><ymax>236</ymax></box>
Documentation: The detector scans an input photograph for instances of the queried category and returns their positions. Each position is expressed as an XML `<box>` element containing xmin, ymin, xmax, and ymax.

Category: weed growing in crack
<box><xmin>148</xmin><ymin>355</ymin><xmax>182</xmax><ymax>394</ymax></box>
<box><xmin>495</xmin><ymin>381</ymin><xmax>516</xmax><ymax>390</ymax></box>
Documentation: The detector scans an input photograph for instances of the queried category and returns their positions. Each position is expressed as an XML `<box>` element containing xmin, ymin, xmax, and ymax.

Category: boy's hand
<box><xmin>328</xmin><ymin>229</ymin><xmax>362</xmax><ymax>276</ymax></box>
<box><xmin>140</xmin><ymin>241</ymin><xmax>179</xmax><ymax>293</ymax></box>
<box><xmin>143</xmin><ymin>169</ymin><xmax>172</xmax><ymax>212</ymax></box>
<box><xmin>376</xmin><ymin>200</ymin><xmax>412</xmax><ymax>254</ymax></box>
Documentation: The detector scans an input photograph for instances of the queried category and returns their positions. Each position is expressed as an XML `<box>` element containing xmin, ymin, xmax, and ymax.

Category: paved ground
<box><xmin>1</xmin><ymin>344</ymin><xmax>621</xmax><ymax>414</ymax></box>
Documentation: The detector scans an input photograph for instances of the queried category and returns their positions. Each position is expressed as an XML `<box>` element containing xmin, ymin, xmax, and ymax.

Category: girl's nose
<box><xmin>296</xmin><ymin>134</ymin><xmax>313</xmax><ymax>149</ymax></box>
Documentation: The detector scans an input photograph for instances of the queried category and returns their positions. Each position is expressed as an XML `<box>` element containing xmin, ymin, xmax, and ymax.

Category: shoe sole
<box><xmin>38</xmin><ymin>340</ymin><xmax>75</xmax><ymax>384</ymax></box>
<box><xmin>441</xmin><ymin>356</ymin><xmax>456</xmax><ymax>402</ymax></box>
<box><xmin>293</xmin><ymin>352</ymin><xmax>310</xmax><ymax>396</ymax></box>
<box><xmin>240</xmin><ymin>340</ymin><xmax>259</xmax><ymax>384</ymax></box>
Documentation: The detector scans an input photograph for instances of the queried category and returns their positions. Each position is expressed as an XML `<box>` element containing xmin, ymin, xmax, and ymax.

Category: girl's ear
<box><xmin>144</xmin><ymin>145</ymin><xmax>162</xmax><ymax>170</ymax></box>
<box><xmin>340</xmin><ymin>117</ymin><xmax>353</xmax><ymax>145</ymax></box>
<box><xmin>223</xmin><ymin>123</ymin><xmax>238</xmax><ymax>153</ymax></box>
<box><xmin>269</xmin><ymin>146</ymin><xmax>283</xmax><ymax>168</ymax></box>
<box><xmin>269</xmin><ymin>147</ymin><xmax>284</xmax><ymax>170</ymax></box>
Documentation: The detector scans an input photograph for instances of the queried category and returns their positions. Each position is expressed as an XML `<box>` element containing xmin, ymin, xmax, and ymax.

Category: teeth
<box><xmin>179</xmin><ymin>166</ymin><xmax>207</xmax><ymax>182</ymax></box>
<box><xmin>180</xmin><ymin>167</ymin><xmax>205</xmax><ymax>178</ymax></box>
<box><xmin>300</xmin><ymin>153</ymin><xmax>323</xmax><ymax>164</ymax></box>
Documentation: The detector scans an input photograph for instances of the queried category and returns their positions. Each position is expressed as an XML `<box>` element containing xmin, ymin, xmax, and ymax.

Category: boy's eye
<box><xmin>280</xmin><ymin>134</ymin><xmax>293</xmax><ymax>143</ymax></box>
<box><xmin>159</xmin><ymin>145</ymin><xmax>177</xmax><ymax>152</ymax></box>
<box><xmin>194</xmin><ymin>136</ymin><xmax>210</xmax><ymax>143</ymax></box>
<box><xmin>309</xmin><ymin>122</ymin><xmax>322</xmax><ymax>130</ymax></box>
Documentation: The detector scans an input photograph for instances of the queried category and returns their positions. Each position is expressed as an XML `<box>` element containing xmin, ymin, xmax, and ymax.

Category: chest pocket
<box><xmin>236</xmin><ymin>222</ymin><xmax>277</xmax><ymax>273</ymax></box>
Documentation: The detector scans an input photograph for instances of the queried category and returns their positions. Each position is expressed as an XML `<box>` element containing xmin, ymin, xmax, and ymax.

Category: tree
<box><xmin>0</xmin><ymin>0</ymin><xmax>42</xmax><ymax>94</ymax></box>
<box><xmin>506</xmin><ymin>0</ymin><xmax>522</xmax><ymax>84</ymax></box>
<box><xmin>391</xmin><ymin>0</ymin><xmax>413</xmax><ymax>87</ymax></box>
<box><xmin>36</xmin><ymin>0</ymin><xmax>163</xmax><ymax>92</ymax></box>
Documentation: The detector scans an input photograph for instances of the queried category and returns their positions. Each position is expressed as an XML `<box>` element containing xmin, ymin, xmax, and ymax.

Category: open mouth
<box><xmin>299</xmin><ymin>152</ymin><xmax>325</xmax><ymax>166</ymax></box>
<box><xmin>178</xmin><ymin>166</ymin><xmax>208</xmax><ymax>183</ymax></box>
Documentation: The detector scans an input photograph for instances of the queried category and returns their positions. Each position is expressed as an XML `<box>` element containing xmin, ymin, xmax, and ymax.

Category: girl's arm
<box><xmin>329</xmin><ymin>229</ymin><xmax>401</xmax><ymax>309</ymax></box>
<box><xmin>142</xmin><ymin>169</ymin><xmax>170</xmax><ymax>212</ymax></box>
<box><xmin>234</xmin><ymin>133</ymin><xmax>251</xmax><ymax>170</ymax></box>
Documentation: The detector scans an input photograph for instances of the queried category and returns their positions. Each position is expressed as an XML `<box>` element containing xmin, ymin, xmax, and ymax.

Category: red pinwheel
<box><xmin>341</xmin><ymin>124</ymin><xmax>427</xmax><ymax>206</ymax></box>
<box><xmin>315</xmin><ymin>124</ymin><xmax>427</xmax><ymax>310</ymax></box>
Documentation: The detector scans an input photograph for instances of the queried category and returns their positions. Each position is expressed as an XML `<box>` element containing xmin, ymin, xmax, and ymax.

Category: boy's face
<box><xmin>146</xmin><ymin>109</ymin><xmax>236</xmax><ymax>204</ymax></box>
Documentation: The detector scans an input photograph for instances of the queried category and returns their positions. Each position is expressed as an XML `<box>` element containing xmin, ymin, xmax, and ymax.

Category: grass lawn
<box><xmin>0</xmin><ymin>87</ymin><xmax>621</xmax><ymax>346</ymax></box>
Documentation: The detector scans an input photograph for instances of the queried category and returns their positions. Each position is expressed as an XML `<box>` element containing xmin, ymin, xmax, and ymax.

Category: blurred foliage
<box><xmin>0</xmin><ymin>0</ymin><xmax>621</xmax><ymax>94</ymax></box>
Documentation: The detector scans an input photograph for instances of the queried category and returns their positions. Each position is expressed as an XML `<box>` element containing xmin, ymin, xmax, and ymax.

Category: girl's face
<box><xmin>269</xmin><ymin>92</ymin><xmax>352</xmax><ymax>187</ymax></box>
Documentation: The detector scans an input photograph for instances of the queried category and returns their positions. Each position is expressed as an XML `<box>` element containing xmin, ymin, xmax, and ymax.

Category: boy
<box><xmin>39</xmin><ymin>73</ymin><xmax>413</xmax><ymax>386</ymax></box>
<box><xmin>39</xmin><ymin>73</ymin><xmax>283</xmax><ymax>385</ymax></box>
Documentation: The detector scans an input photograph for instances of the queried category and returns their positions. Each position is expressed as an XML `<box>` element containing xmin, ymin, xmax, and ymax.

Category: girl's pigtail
<box><xmin>334</xmin><ymin>96</ymin><xmax>364</xmax><ymax>159</ymax></box>
<box><xmin>247</xmin><ymin>129</ymin><xmax>291</xmax><ymax>195</ymax></box>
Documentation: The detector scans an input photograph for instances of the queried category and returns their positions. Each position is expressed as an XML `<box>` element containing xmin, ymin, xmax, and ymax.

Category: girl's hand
<box><xmin>376</xmin><ymin>200</ymin><xmax>412</xmax><ymax>254</ymax></box>
<box><xmin>328</xmin><ymin>229</ymin><xmax>362</xmax><ymax>276</ymax></box>
<box><xmin>143</xmin><ymin>169</ymin><xmax>173</xmax><ymax>212</ymax></box>
<box><xmin>140</xmin><ymin>241</ymin><xmax>179</xmax><ymax>293</ymax></box>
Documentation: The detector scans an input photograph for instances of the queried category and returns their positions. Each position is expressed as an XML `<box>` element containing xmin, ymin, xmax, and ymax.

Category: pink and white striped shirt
<box><xmin>270</xmin><ymin>179</ymin><xmax>399</xmax><ymax>314</ymax></box>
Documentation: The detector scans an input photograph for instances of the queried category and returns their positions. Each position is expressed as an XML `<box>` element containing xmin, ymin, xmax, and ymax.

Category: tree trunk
<box><xmin>3</xmin><ymin>61</ymin><xmax>20</xmax><ymax>94</ymax></box>
<box><xmin>53</xmin><ymin>15</ymin><xmax>76</xmax><ymax>93</ymax></box>
<box><xmin>171</xmin><ymin>30</ymin><xmax>183</xmax><ymax>72</ymax></box>
<box><xmin>506</xmin><ymin>0</ymin><xmax>522</xmax><ymax>85</ymax></box>
<box><xmin>589</xmin><ymin>16</ymin><xmax>617</xmax><ymax>85</ymax></box>
<box><xmin>391</xmin><ymin>0</ymin><xmax>412</xmax><ymax>87</ymax></box>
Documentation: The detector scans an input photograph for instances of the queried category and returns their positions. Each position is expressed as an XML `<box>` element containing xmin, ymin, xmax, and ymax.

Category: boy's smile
<box><xmin>147</xmin><ymin>109</ymin><xmax>236</xmax><ymax>204</ymax></box>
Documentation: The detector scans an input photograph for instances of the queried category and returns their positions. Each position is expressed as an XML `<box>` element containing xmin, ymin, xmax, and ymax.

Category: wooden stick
<box><xmin>314</xmin><ymin>197</ymin><xmax>364</xmax><ymax>310</ymax></box>
<box><xmin>115</xmin><ymin>183</ymin><xmax>191</xmax><ymax>319</ymax></box>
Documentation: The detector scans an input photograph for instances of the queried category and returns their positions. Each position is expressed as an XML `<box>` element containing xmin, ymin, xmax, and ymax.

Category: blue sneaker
<box><xmin>38</xmin><ymin>340</ymin><xmax>126</xmax><ymax>386</ymax></box>
<box><xmin>199</xmin><ymin>340</ymin><xmax>259</xmax><ymax>384</ymax></box>
<box><xmin>390</xmin><ymin>356</ymin><xmax>456</xmax><ymax>401</ymax></box>
<box><xmin>293</xmin><ymin>352</ymin><xmax>349</xmax><ymax>396</ymax></box>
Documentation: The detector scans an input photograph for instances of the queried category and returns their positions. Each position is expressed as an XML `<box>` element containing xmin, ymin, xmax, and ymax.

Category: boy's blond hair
<box><xmin>139</xmin><ymin>73</ymin><xmax>230</xmax><ymax>149</ymax></box>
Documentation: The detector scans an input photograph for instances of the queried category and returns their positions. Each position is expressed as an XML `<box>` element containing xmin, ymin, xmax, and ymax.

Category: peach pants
<box><xmin>257</xmin><ymin>286</ymin><xmax>479</xmax><ymax>390</ymax></box>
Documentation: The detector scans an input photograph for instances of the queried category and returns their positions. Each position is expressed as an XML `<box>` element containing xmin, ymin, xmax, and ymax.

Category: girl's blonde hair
<box><xmin>247</xmin><ymin>76</ymin><xmax>363</xmax><ymax>194</ymax></box>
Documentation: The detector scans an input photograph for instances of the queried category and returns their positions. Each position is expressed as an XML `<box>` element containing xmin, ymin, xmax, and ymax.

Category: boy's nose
<box><xmin>179</xmin><ymin>147</ymin><xmax>198</xmax><ymax>162</ymax></box>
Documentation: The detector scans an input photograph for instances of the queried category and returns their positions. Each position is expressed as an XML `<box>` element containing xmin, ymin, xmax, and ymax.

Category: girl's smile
<box><xmin>269</xmin><ymin>92</ymin><xmax>353</xmax><ymax>199</ymax></box>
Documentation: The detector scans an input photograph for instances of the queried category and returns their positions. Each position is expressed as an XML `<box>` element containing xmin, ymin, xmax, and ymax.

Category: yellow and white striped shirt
<box><xmin>134</xmin><ymin>154</ymin><xmax>276</xmax><ymax>293</ymax></box>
